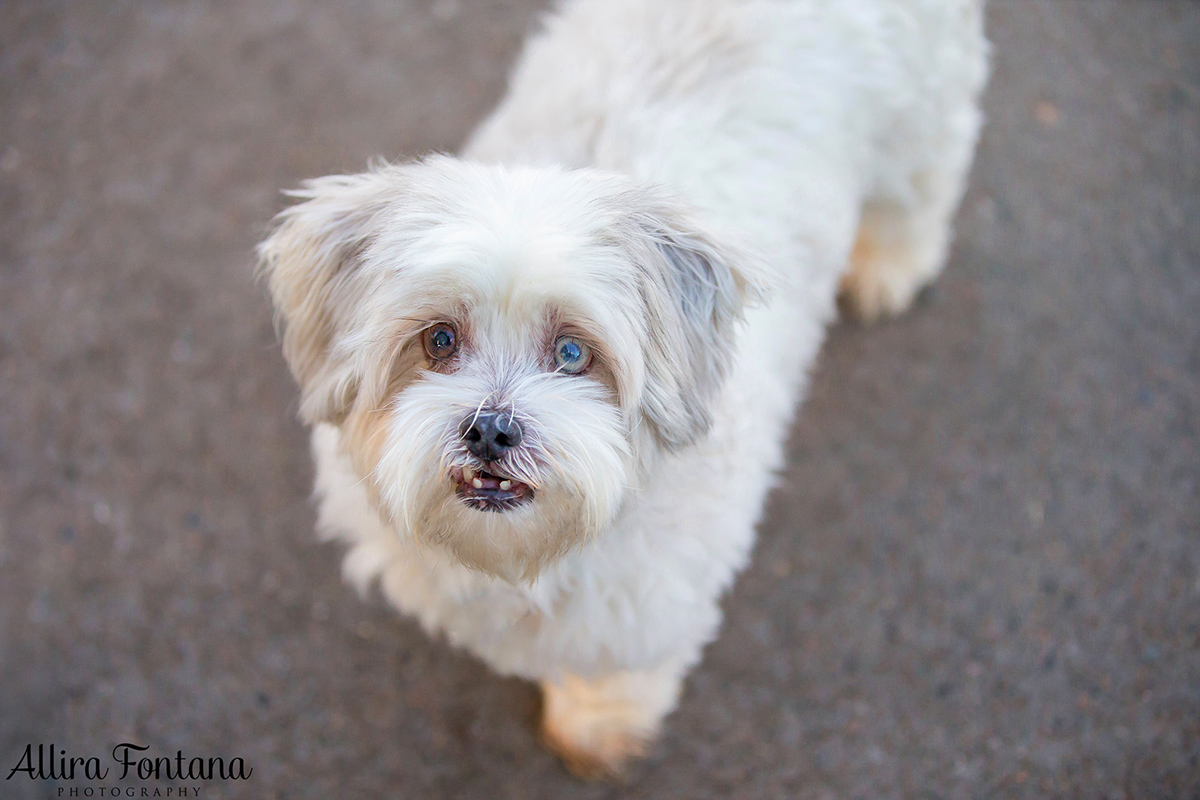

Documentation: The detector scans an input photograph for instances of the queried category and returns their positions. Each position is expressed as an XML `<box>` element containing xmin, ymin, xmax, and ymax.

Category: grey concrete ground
<box><xmin>1</xmin><ymin>2</ymin><xmax>1197</xmax><ymax>798</ymax></box>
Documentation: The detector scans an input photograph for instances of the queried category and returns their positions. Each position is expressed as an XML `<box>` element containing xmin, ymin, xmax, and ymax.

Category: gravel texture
<box><xmin>1</xmin><ymin>2</ymin><xmax>1197</xmax><ymax>798</ymax></box>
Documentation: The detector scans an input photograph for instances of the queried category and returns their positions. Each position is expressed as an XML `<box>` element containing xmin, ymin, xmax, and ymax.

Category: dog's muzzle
<box><xmin>453</xmin><ymin>410</ymin><xmax>534</xmax><ymax>511</ymax></box>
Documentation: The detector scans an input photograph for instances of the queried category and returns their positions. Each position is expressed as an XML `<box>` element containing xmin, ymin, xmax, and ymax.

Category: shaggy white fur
<box><xmin>259</xmin><ymin>0</ymin><xmax>988</xmax><ymax>776</ymax></box>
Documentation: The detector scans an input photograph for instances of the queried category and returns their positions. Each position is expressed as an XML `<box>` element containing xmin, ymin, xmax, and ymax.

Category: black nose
<box><xmin>460</xmin><ymin>411</ymin><xmax>523</xmax><ymax>461</ymax></box>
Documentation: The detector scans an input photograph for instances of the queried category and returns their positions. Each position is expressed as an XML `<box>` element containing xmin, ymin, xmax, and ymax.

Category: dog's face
<box><xmin>259</xmin><ymin>157</ymin><xmax>761</xmax><ymax>582</ymax></box>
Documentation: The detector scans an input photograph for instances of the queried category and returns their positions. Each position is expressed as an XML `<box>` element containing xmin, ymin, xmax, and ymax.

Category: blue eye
<box><xmin>552</xmin><ymin>336</ymin><xmax>591</xmax><ymax>374</ymax></box>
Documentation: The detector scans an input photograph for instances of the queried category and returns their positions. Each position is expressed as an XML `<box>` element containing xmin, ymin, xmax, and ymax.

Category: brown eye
<box><xmin>423</xmin><ymin>323</ymin><xmax>457</xmax><ymax>360</ymax></box>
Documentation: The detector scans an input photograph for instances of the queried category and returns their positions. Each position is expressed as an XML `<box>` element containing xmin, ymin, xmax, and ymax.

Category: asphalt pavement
<box><xmin>1</xmin><ymin>2</ymin><xmax>1197</xmax><ymax>798</ymax></box>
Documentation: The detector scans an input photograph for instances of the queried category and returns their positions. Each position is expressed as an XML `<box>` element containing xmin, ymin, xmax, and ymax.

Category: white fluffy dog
<box><xmin>258</xmin><ymin>0</ymin><xmax>988</xmax><ymax>777</ymax></box>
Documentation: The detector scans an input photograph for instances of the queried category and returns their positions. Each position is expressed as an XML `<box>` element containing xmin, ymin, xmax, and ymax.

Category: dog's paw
<box><xmin>838</xmin><ymin>231</ymin><xmax>927</xmax><ymax>322</ymax></box>
<box><xmin>539</xmin><ymin>665</ymin><xmax>683</xmax><ymax>779</ymax></box>
<box><xmin>541</xmin><ymin>702</ymin><xmax>650</xmax><ymax>779</ymax></box>
<box><xmin>838</xmin><ymin>268</ymin><xmax>911</xmax><ymax>322</ymax></box>
<box><xmin>839</xmin><ymin>200</ymin><xmax>951</xmax><ymax>323</ymax></box>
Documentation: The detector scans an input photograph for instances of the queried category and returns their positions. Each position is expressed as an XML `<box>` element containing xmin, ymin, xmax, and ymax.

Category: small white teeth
<box><xmin>462</xmin><ymin>466</ymin><xmax>475</xmax><ymax>481</ymax></box>
<box><xmin>472</xmin><ymin>478</ymin><xmax>483</xmax><ymax>489</ymax></box>
<box><xmin>499</xmin><ymin>480</ymin><xmax>512</xmax><ymax>490</ymax></box>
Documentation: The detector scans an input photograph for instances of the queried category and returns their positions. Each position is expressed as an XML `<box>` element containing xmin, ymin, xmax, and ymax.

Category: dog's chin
<box><xmin>406</xmin><ymin>473</ymin><xmax>601</xmax><ymax>584</ymax></box>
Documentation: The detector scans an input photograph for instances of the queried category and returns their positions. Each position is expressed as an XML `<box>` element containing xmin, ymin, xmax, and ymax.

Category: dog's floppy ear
<box><xmin>616</xmin><ymin>192</ymin><xmax>769</xmax><ymax>449</ymax></box>
<box><xmin>257</xmin><ymin>168</ymin><xmax>402</xmax><ymax>424</ymax></box>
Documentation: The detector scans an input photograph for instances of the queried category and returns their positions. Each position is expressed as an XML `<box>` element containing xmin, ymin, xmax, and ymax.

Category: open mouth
<box><xmin>450</xmin><ymin>465</ymin><xmax>534</xmax><ymax>512</ymax></box>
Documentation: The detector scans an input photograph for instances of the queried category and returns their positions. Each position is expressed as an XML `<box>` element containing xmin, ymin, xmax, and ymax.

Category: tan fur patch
<box><xmin>541</xmin><ymin>677</ymin><xmax>653</xmax><ymax>779</ymax></box>
<box><xmin>339</xmin><ymin>339</ymin><xmax>432</xmax><ymax>509</ymax></box>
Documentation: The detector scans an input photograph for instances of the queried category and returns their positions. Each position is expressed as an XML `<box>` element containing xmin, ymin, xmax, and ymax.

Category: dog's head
<box><xmin>258</xmin><ymin>157</ymin><xmax>763</xmax><ymax>582</ymax></box>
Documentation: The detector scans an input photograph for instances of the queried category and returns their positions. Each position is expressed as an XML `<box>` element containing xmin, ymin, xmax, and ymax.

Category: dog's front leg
<box><xmin>540</xmin><ymin>659</ymin><xmax>686</xmax><ymax>778</ymax></box>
